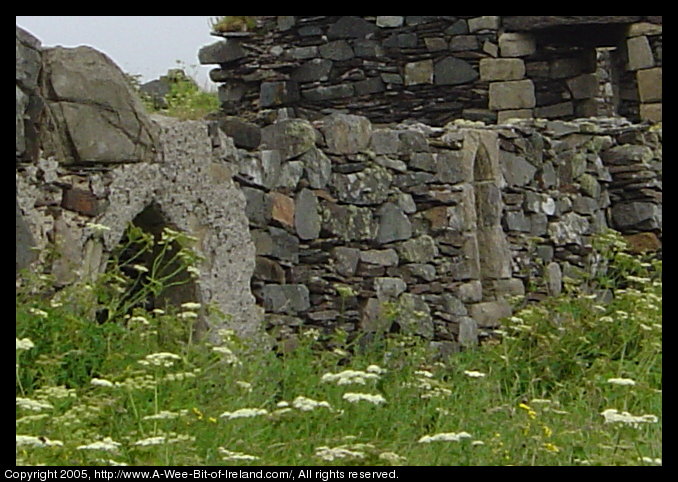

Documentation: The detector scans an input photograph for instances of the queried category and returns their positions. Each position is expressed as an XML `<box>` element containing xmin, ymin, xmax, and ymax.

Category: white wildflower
<box><xmin>86</xmin><ymin>222</ymin><xmax>111</xmax><ymax>233</ymax></box>
<box><xmin>342</xmin><ymin>392</ymin><xmax>386</xmax><ymax>405</ymax></box>
<box><xmin>366</xmin><ymin>365</ymin><xmax>386</xmax><ymax>375</ymax></box>
<box><xmin>321</xmin><ymin>370</ymin><xmax>380</xmax><ymax>385</ymax></box>
<box><xmin>133</xmin><ymin>436</ymin><xmax>167</xmax><ymax>447</ymax></box>
<box><xmin>212</xmin><ymin>345</ymin><xmax>241</xmax><ymax>365</ymax></box>
<box><xmin>607</xmin><ymin>377</ymin><xmax>636</xmax><ymax>386</ymax></box>
<box><xmin>463</xmin><ymin>370</ymin><xmax>486</xmax><ymax>378</ymax></box>
<box><xmin>16</xmin><ymin>397</ymin><xmax>53</xmax><ymax>412</ymax></box>
<box><xmin>292</xmin><ymin>396</ymin><xmax>332</xmax><ymax>412</ymax></box>
<box><xmin>472</xmin><ymin>440</ymin><xmax>485</xmax><ymax>446</ymax></box>
<box><xmin>130</xmin><ymin>264</ymin><xmax>148</xmax><ymax>273</ymax></box>
<box><xmin>378</xmin><ymin>452</ymin><xmax>406</xmax><ymax>464</ymax></box>
<box><xmin>315</xmin><ymin>446</ymin><xmax>365</xmax><ymax>461</ymax></box>
<box><xmin>276</xmin><ymin>401</ymin><xmax>290</xmax><ymax>408</ymax></box>
<box><xmin>186</xmin><ymin>266</ymin><xmax>200</xmax><ymax>277</ymax></box>
<box><xmin>129</xmin><ymin>316</ymin><xmax>149</xmax><ymax>325</ymax></box>
<box><xmin>178</xmin><ymin>311</ymin><xmax>198</xmax><ymax>320</ymax></box>
<box><xmin>28</xmin><ymin>308</ymin><xmax>49</xmax><ymax>318</ymax></box>
<box><xmin>235</xmin><ymin>381</ymin><xmax>253</xmax><ymax>392</ymax></box>
<box><xmin>219</xmin><ymin>408</ymin><xmax>268</xmax><ymax>420</ymax></box>
<box><xmin>16</xmin><ymin>338</ymin><xmax>35</xmax><ymax>351</ymax></box>
<box><xmin>138</xmin><ymin>352</ymin><xmax>182</xmax><ymax>368</ymax></box>
<box><xmin>601</xmin><ymin>409</ymin><xmax>658</xmax><ymax>427</ymax></box>
<box><xmin>414</xmin><ymin>370</ymin><xmax>434</xmax><ymax>378</ymax></box>
<box><xmin>77</xmin><ymin>437</ymin><xmax>121</xmax><ymax>452</ymax></box>
<box><xmin>418</xmin><ymin>432</ymin><xmax>472</xmax><ymax>443</ymax></box>
<box><xmin>163</xmin><ymin>371</ymin><xmax>198</xmax><ymax>382</ymax></box>
<box><xmin>16</xmin><ymin>435</ymin><xmax>63</xmax><ymax>448</ymax></box>
<box><xmin>143</xmin><ymin>410</ymin><xmax>180</xmax><ymax>421</ymax></box>
<box><xmin>152</xmin><ymin>309</ymin><xmax>165</xmax><ymax>315</ymax></box>
<box><xmin>218</xmin><ymin>448</ymin><xmax>259</xmax><ymax>461</ymax></box>
<box><xmin>181</xmin><ymin>302</ymin><xmax>201</xmax><ymax>311</ymax></box>
<box><xmin>640</xmin><ymin>457</ymin><xmax>662</xmax><ymax>465</ymax></box>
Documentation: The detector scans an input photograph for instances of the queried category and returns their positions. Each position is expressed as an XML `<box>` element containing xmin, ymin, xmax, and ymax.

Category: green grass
<box><xmin>16</xmin><ymin>230</ymin><xmax>661</xmax><ymax>466</ymax></box>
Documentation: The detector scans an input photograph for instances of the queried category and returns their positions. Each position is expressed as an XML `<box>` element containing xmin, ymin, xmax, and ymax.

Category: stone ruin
<box><xmin>199</xmin><ymin>16</ymin><xmax>661</xmax><ymax>125</ymax></box>
<box><xmin>16</xmin><ymin>17</ymin><xmax>662</xmax><ymax>351</ymax></box>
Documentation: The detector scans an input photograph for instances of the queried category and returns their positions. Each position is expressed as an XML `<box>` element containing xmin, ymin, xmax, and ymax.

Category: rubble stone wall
<box><xmin>231</xmin><ymin>113</ymin><xmax>661</xmax><ymax>349</ymax></box>
<box><xmin>200</xmin><ymin>16</ymin><xmax>661</xmax><ymax>126</ymax></box>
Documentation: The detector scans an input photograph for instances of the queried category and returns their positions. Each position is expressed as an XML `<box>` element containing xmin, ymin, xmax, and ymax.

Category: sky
<box><xmin>16</xmin><ymin>16</ymin><xmax>220</xmax><ymax>91</ymax></box>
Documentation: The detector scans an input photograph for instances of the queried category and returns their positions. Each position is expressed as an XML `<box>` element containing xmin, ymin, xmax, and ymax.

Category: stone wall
<box><xmin>199</xmin><ymin>16</ymin><xmax>662</xmax><ymax>126</ymax></box>
<box><xmin>228</xmin><ymin>113</ymin><xmax>661</xmax><ymax>349</ymax></box>
<box><xmin>16</xmin><ymin>23</ymin><xmax>662</xmax><ymax>351</ymax></box>
<box><xmin>16</xmin><ymin>26</ymin><xmax>261</xmax><ymax>341</ymax></box>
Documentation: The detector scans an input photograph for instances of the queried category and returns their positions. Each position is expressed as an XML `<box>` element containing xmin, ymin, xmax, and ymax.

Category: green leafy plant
<box><xmin>210</xmin><ymin>16</ymin><xmax>257</xmax><ymax>33</ymax></box>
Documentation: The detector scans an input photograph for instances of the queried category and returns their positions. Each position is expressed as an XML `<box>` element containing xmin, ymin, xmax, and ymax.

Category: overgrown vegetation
<box><xmin>209</xmin><ymin>16</ymin><xmax>258</xmax><ymax>33</ymax></box>
<box><xmin>16</xmin><ymin>229</ymin><xmax>661</xmax><ymax>466</ymax></box>
<box><xmin>128</xmin><ymin>65</ymin><xmax>220</xmax><ymax>121</ymax></box>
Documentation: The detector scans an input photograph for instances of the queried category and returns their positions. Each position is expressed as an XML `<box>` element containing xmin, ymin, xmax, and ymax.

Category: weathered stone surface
<box><xmin>480</xmin><ymin>58</ymin><xmax>525</xmax><ymax>81</ymax></box>
<box><xmin>360</xmin><ymin>249</ymin><xmax>399</xmax><ymax>267</ymax></box>
<box><xmin>498</xmin><ymin>33</ymin><xmax>536</xmax><ymax>57</ymax></box>
<box><xmin>295</xmin><ymin>189</ymin><xmax>321</xmax><ymax>240</ymax></box>
<box><xmin>268</xmin><ymin>226</ymin><xmax>299</xmax><ymax>263</ymax></box>
<box><xmin>489</xmin><ymin>80</ymin><xmax>536</xmax><ymax>110</ymax></box>
<box><xmin>328</xmin><ymin>16</ymin><xmax>379</xmax><ymax>39</ymax></box>
<box><xmin>318</xmin><ymin>40</ymin><xmax>354</xmax><ymax>61</ymax></box>
<box><xmin>545</xmin><ymin>262</ymin><xmax>562</xmax><ymax>296</ymax></box>
<box><xmin>260</xmin><ymin>81</ymin><xmax>300</xmax><ymax>108</ymax></box>
<box><xmin>396</xmin><ymin>293</ymin><xmax>434</xmax><ymax>339</ymax></box>
<box><xmin>261</xmin><ymin>119</ymin><xmax>317</xmax><ymax>161</ymax></box>
<box><xmin>457</xmin><ymin>316</ymin><xmax>478</xmax><ymax>347</ymax></box>
<box><xmin>300</xmin><ymin>147</ymin><xmax>332</xmax><ymax>189</ymax></box>
<box><xmin>626</xmin><ymin>36</ymin><xmax>655</xmax><ymax>71</ymax></box>
<box><xmin>567</xmin><ymin>74</ymin><xmax>598</xmax><ymax>99</ymax></box>
<box><xmin>262</xmin><ymin>284</ymin><xmax>310</xmax><ymax>313</ymax></box>
<box><xmin>640</xmin><ymin>103</ymin><xmax>662</xmax><ymax>123</ymax></box>
<box><xmin>611</xmin><ymin>202</ymin><xmax>661</xmax><ymax>230</ymax></box>
<box><xmin>16</xmin><ymin>26</ymin><xmax>41</xmax><ymax>91</ymax></box>
<box><xmin>269</xmin><ymin>192</ymin><xmax>295</xmax><ymax>228</ymax></box>
<box><xmin>331</xmin><ymin>166</ymin><xmax>392</xmax><ymax>205</ymax></box>
<box><xmin>254</xmin><ymin>256</ymin><xmax>286</xmax><ymax>283</ymax></box>
<box><xmin>404</xmin><ymin>60</ymin><xmax>434</xmax><ymax>86</ymax></box>
<box><xmin>198</xmin><ymin>40</ymin><xmax>246</xmax><ymax>64</ymax></box>
<box><xmin>332</xmin><ymin>247</ymin><xmax>361</xmax><ymax>276</ymax></box>
<box><xmin>321</xmin><ymin>114</ymin><xmax>372</xmax><ymax>154</ymax></box>
<box><xmin>500</xmin><ymin>151</ymin><xmax>537</xmax><ymax>186</ymax></box>
<box><xmin>61</xmin><ymin>187</ymin><xmax>101</xmax><ymax>216</ymax></box>
<box><xmin>322</xmin><ymin>203</ymin><xmax>377</xmax><ymax>241</ymax></box>
<box><xmin>218</xmin><ymin>117</ymin><xmax>261</xmax><ymax>149</ymax></box>
<box><xmin>397</xmin><ymin>235</ymin><xmax>438</xmax><ymax>263</ymax></box>
<box><xmin>16</xmin><ymin>200</ymin><xmax>37</xmax><ymax>273</ymax></box>
<box><xmin>548</xmin><ymin>212</ymin><xmax>590</xmax><ymax>245</ymax></box>
<box><xmin>376</xmin><ymin>203</ymin><xmax>412</xmax><ymax>244</ymax></box>
<box><xmin>637</xmin><ymin>68</ymin><xmax>662</xmax><ymax>103</ymax></box>
<box><xmin>468</xmin><ymin>16</ymin><xmax>500</xmax><ymax>32</ymax></box>
<box><xmin>503</xmin><ymin>16</ymin><xmax>642</xmax><ymax>31</ymax></box>
<box><xmin>434</xmin><ymin>57</ymin><xmax>478</xmax><ymax>85</ymax></box>
<box><xmin>239</xmin><ymin>150</ymin><xmax>281</xmax><ymax>189</ymax></box>
<box><xmin>375</xmin><ymin>277</ymin><xmax>407</xmax><ymax>301</ymax></box>
<box><xmin>477</xmin><ymin>226</ymin><xmax>511</xmax><ymax>279</ymax></box>
<box><xmin>468</xmin><ymin>299</ymin><xmax>512</xmax><ymax>328</ymax></box>
<box><xmin>40</xmin><ymin>46</ymin><xmax>160</xmax><ymax>165</ymax></box>
<box><xmin>361</xmin><ymin>298</ymin><xmax>392</xmax><ymax>332</ymax></box>
<box><xmin>302</xmin><ymin>84</ymin><xmax>354</xmax><ymax>101</ymax></box>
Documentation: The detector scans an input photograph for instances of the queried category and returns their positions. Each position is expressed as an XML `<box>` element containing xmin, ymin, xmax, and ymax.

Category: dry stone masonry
<box><xmin>199</xmin><ymin>16</ymin><xmax>661</xmax><ymax>126</ymax></box>
<box><xmin>228</xmin><ymin>113</ymin><xmax>661</xmax><ymax>349</ymax></box>
<box><xmin>17</xmin><ymin>18</ymin><xmax>662</xmax><ymax>351</ymax></box>
<box><xmin>16</xmin><ymin>26</ymin><xmax>260</xmax><ymax>341</ymax></box>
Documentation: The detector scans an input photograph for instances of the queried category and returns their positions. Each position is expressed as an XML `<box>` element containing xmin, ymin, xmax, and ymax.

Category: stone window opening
<box><xmin>97</xmin><ymin>203</ymin><xmax>203</xmax><ymax>332</ymax></box>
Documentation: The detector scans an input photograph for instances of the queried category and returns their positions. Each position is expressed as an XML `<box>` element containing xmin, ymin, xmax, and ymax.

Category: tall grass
<box><xmin>16</xmin><ymin>229</ymin><xmax>661</xmax><ymax>466</ymax></box>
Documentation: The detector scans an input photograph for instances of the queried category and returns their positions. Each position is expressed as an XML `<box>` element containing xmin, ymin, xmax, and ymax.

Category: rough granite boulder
<box><xmin>39</xmin><ymin>46</ymin><xmax>160</xmax><ymax>165</ymax></box>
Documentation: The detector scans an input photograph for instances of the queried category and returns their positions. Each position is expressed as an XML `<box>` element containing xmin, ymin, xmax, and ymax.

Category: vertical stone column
<box><xmin>463</xmin><ymin>129</ymin><xmax>513</xmax><ymax>329</ymax></box>
<box><xmin>488</xmin><ymin>33</ymin><xmax>536</xmax><ymax>123</ymax></box>
<box><xmin>625</xmin><ymin>22</ymin><xmax>662</xmax><ymax>122</ymax></box>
